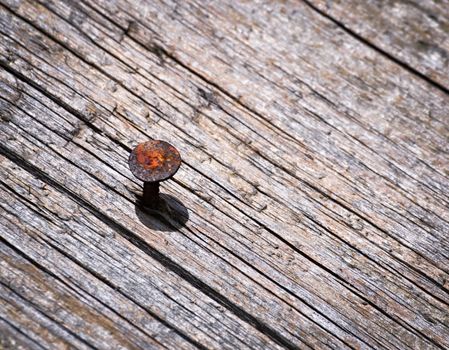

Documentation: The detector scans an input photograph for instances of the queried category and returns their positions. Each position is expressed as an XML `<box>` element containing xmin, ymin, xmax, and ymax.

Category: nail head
<box><xmin>129</xmin><ymin>140</ymin><xmax>181</xmax><ymax>182</ymax></box>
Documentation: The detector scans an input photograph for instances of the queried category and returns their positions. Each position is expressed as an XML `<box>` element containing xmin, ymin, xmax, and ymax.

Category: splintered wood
<box><xmin>1</xmin><ymin>0</ymin><xmax>448</xmax><ymax>349</ymax></box>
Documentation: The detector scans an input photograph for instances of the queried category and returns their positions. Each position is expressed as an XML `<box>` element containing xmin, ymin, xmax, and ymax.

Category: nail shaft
<box><xmin>143</xmin><ymin>181</ymin><xmax>160</xmax><ymax>206</ymax></box>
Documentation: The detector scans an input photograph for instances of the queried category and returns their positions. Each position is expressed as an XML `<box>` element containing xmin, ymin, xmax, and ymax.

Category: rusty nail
<box><xmin>128</xmin><ymin>140</ymin><xmax>182</xmax><ymax>207</ymax></box>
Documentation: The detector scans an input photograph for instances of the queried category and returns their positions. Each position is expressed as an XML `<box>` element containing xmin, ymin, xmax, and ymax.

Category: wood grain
<box><xmin>307</xmin><ymin>0</ymin><xmax>449</xmax><ymax>91</ymax></box>
<box><xmin>0</xmin><ymin>0</ymin><xmax>448</xmax><ymax>349</ymax></box>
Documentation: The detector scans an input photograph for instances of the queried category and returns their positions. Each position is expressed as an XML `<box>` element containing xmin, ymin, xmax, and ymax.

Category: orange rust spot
<box><xmin>135</xmin><ymin>143</ymin><xmax>165</xmax><ymax>170</ymax></box>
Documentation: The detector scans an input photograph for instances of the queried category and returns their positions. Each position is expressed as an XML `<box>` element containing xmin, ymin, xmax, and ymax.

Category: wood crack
<box><xmin>0</xmin><ymin>235</ymin><xmax>169</xmax><ymax>349</ymax></box>
<box><xmin>300</xmin><ymin>0</ymin><xmax>449</xmax><ymax>95</ymax></box>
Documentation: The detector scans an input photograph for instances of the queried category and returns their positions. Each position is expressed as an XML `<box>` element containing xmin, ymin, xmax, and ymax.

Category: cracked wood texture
<box><xmin>0</xmin><ymin>0</ymin><xmax>448</xmax><ymax>349</ymax></box>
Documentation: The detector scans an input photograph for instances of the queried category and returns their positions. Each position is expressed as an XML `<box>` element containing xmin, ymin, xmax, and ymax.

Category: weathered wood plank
<box><xmin>0</xmin><ymin>240</ymin><xmax>163</xmax><ymax>350</ymax></box>
<box><xmin>0</xmin><ymin>0</ymin><xmax>448</xmax><ymax>349</ymax></box>
<box><xmin>306</xmin><ymin>0</ymin><xmax>449</xmax><ymax>91</ymax></box>
<box><xmin>0</xmin><ymin>317</ymin><xmax>47</xmax><ymax>350</ymax></box>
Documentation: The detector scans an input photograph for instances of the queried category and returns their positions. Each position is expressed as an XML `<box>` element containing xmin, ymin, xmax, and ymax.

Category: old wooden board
<box><xmin>0</xmin><ymin>0</ymin><xmax>448</xmax><ymax>349</ymax></box>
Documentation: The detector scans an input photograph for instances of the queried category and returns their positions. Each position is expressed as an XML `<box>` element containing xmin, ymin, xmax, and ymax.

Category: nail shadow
<box><xmin>134</xmin><ymin>193</ymin><xmax>189</xmax><ymax>232</ymax></box>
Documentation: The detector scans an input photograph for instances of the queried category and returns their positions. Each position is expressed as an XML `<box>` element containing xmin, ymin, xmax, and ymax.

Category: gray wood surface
<box><xmin>0</xmin><ymin>0</ymin><xmax>448</xmax><ymax>349</ymax></box>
